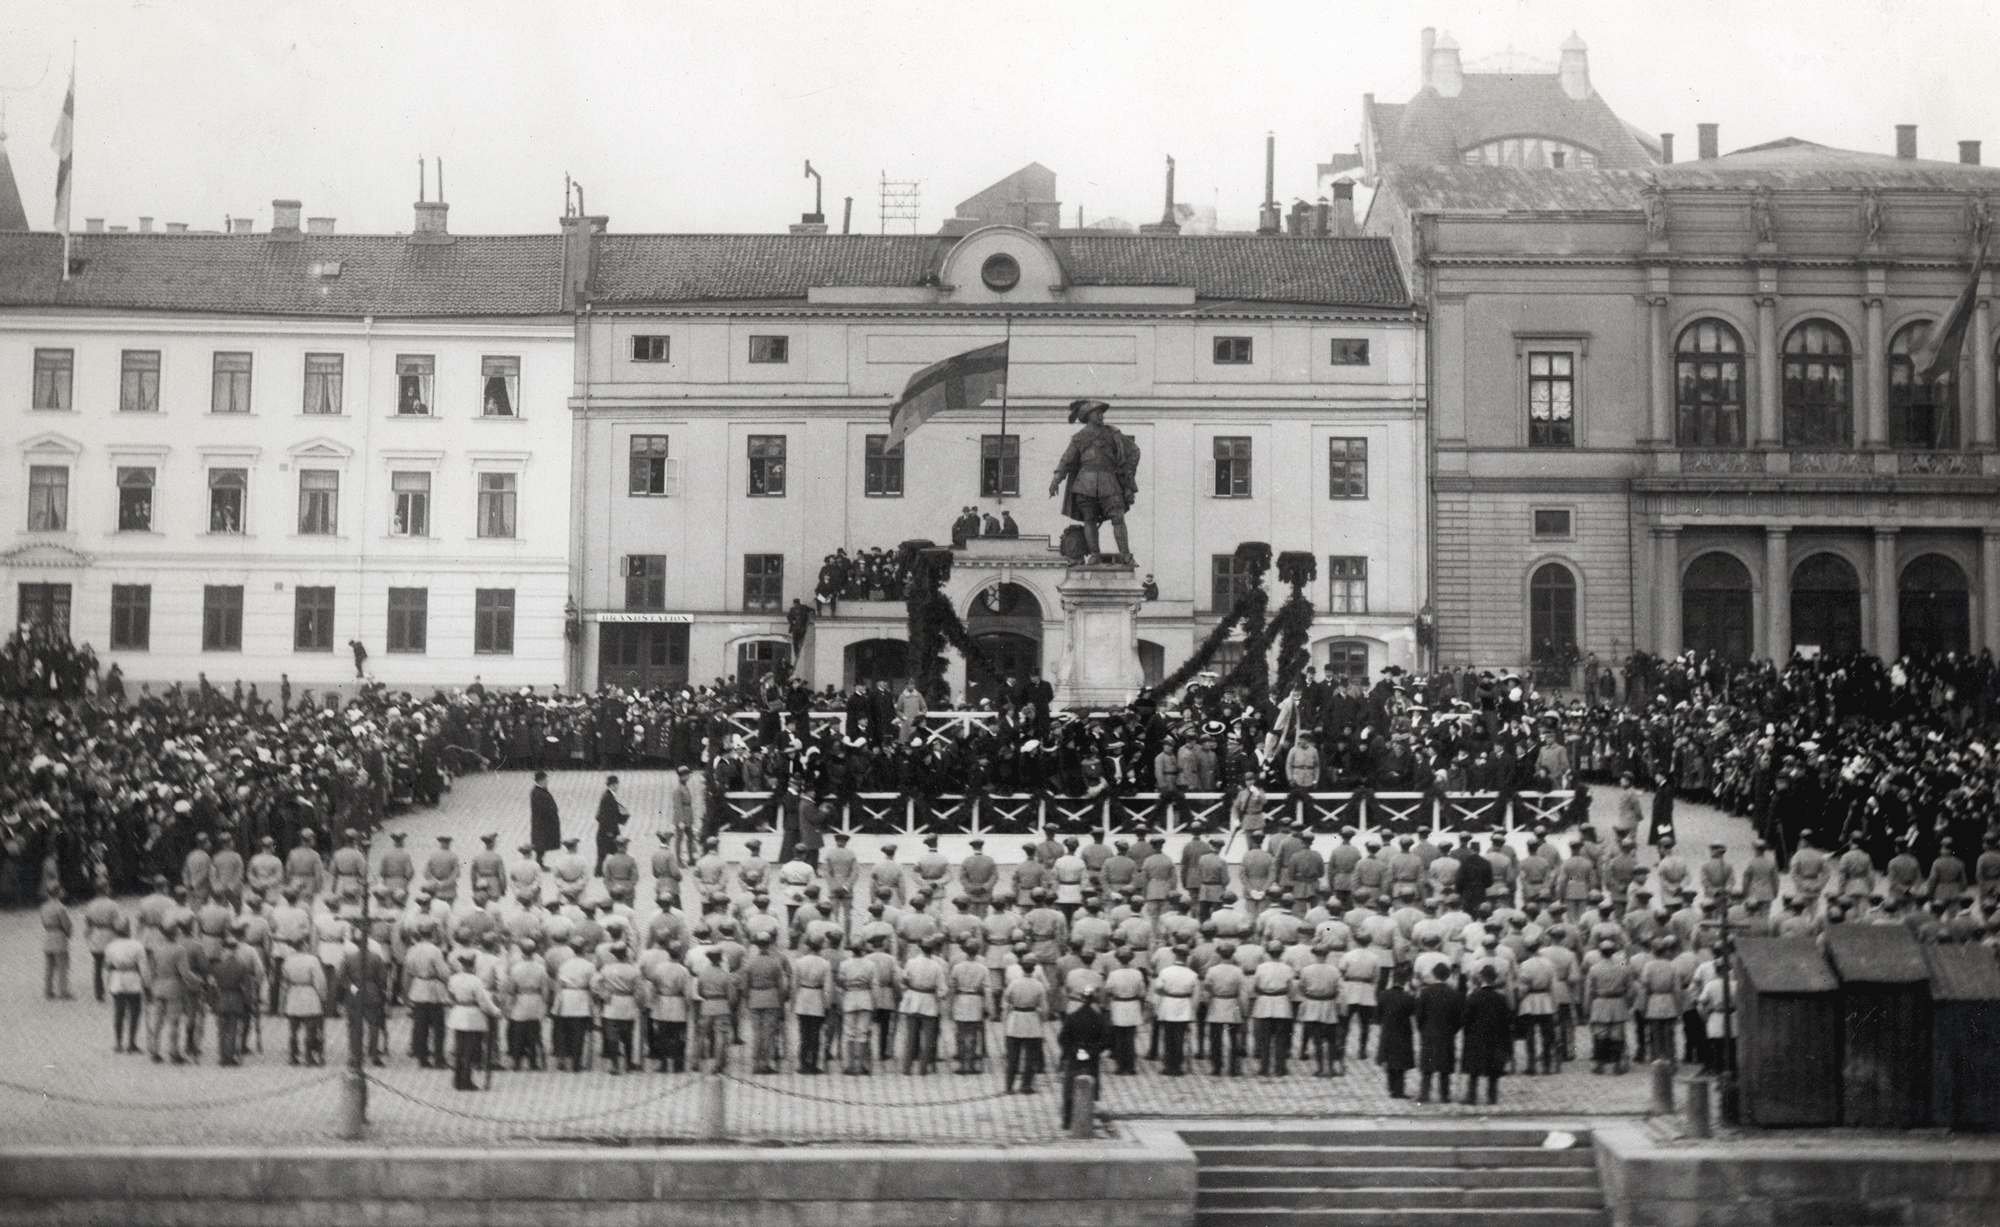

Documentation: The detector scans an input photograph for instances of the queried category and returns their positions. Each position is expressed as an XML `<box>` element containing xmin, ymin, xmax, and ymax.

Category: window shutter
<box><xmin>661</xmin><ymin>457</ymin><xmax>681</xmax><ymax>497</ymax></box>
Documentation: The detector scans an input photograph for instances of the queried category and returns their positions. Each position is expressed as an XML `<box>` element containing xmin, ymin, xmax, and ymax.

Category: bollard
<box><xmin>338</xmin><ymin>1067</ymin><xmax>368</xmax><ymax>1141</ymax></box>
<box><xmin>699</xmin><ymin>1069</ymin><xmax>727</xmax><ymax>1141</ymax></box>
<box><xmin>1068</xmin><ymin>1075</ymin><xmax>1097</xmax><ymax>1139</ymax></box>
<box><xmin>1649</xmin><ymin>1060</ymin><xmax>1676</xmax><ymax>1116</ymax></box>
<box><xmin>1685</xmin><ymin>1076</ymin><xmax>1712</xmax><ymax>1139</ymax></box>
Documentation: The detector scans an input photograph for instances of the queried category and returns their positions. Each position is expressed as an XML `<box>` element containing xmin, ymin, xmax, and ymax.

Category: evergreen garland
<box><xmin>898</xmin><ymin>539</ymin><xmax>1008</xmax><ymax>705</ymax></box>
<box><xmin>1154</xmin><ymin>598</ymin><xmax>1251</xmax><ymax>698</ymax></box>
<box><xmin>1224</xmin><ymin>581</ymin><xmax>1271</xmax><ymax>702</ymax></box>
<box><xmin>1273</xmin><ymin>551</ymin><xmax>1318</xmax><ymax>695</ymax></box>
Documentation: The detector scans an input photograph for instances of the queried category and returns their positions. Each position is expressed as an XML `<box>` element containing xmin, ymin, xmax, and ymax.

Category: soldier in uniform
<box><xmin>592</xmin><ymin>942</ymin><xmax>649</xmax><ymax>1074</ymax></box>
<box><xmin>741</xmin><ymin>932</ymin><xmax>791</xmax><ymax>1073</ymax></box>
<box><xmin>638</xmin><ymin>939</ymin><xmax>690</xmax><ymax>1073</ymax></box>
<box><xmin>445</xmin><ymin>950</ymin><xmax>502</xmax><ymax>1090</ymax></box>
<box><xmin>378</xmin><ymin>832</ymin><xmax>416</xmax><ymax>906</ymax></box>
<box><xmin>422</xmin><ymin>835</ymin><xmax>461</xmax><ymax>907</ymax></box>
<box><xmin>791</xmin><ymin>937</ymin><xmax>832</xmax><ymax>1074</ymax></box>
<box><xmin>1297</xmin><ymin>944</ymin><xmax>1345</xmax><ymax>1077</ymax></box>
<box><xmin>838</xmin><ymin>941</ymin><xmax>881</xmax><ymax>1075</ymax></box>
<box><xmin>1047</xmin><ymin>398</ymin><xmax>1140</xmax><ymax>564</ymax></box>
<box><xmin>946</xmin><ymin>939</ymin><xmax>992</xmax><ymax>1073</ymax></box>
<box><xmin>1198</xmin><ymin>944</ymin><xmax>1246</xmax><ymax>1076</ymax></box>
<box><xmin>959</xmin><ymin>839</ymin><xmax>997</xmax><ymax>917</ymax></box>
<box><xmin>1002</xmin><ymin>956</ymin><xmax>1050</xmax><ymax>1093</ymax></box>
<box><xmin>1584</xmin><ymin>939</ymin><xmax>1635</xmax><ymax>1074</ymax></box>
<box><xmin>104</xmin><ymin>916</ymin><xmax>148</xmax><ymax>1052</ymax></box>
<box><xmin>469</xmin><ymin>834</ymin><xmax>507</xmax><ymax>903</ymax></box>
<box><xmin>898</xmin><ymin>939</ymin><xmax>946</xmax><ymax>1075</ymax></box>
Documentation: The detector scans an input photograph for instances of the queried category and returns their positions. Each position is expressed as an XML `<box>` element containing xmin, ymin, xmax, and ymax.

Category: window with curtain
<box><xmin>208</xmin><ymin>469</ymin><xmax>246</xmax><ymax>534</ymax></box>
<box><xmin>387</xmin><ymin>587</ymin><xmax>428</xmax><ymax>652</ymax></box>
<box><xmin>32</xmin><ymin>349</ymin><xmax>73</xmax><ymax>410</ymax></box>
<box><xmin>481</xmin><ymin>355</ymin><xmax>520</xmax><ymax>416</ymax></box>
<box><xmin>120</xmin><ymin>351</ymin><xmax>161</xmax><ymax>413</ymax></box>
<box><xmin>28</xmin><ymin>466</ymin><xmax>68</xmax><ymax>531</ymax></box>
<box><xmin>391</xmin><ymin>471</ymin><xmax>431</xmax><ymax>537</ymax></box>
<box><xmin>474</xmin><ymin>588</ymin><xmax>515</xmax><ymax>653</ymax></box>
<box><xmin>211</xmin><ymin>352</ymin><xmax>252</xmax><ymax>414</ymax></box>
<box><xmin>298</xmin><ymin>469</ymin><xmax>338</xmax><ymax>534</ymax></box>
<box><xmin>303</xmin><ymin>353</ymin><xmax>344</xmax><ymax>414</ymax></box>
<box><xmin>477</xmin><ymin>472</ymin><xmax>517</xmax><ymax>538</ymax></box>
<box><xmin>396</xmin><ymin>354</ymin><xmax>434</xmax><ymax>415</ymax></box>
<box><xmin>116</xmin><ymin>467</ymin><xmax>155</xmax><ymax>532</ymax></box>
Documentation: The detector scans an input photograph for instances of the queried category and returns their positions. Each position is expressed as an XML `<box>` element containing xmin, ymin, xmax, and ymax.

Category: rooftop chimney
<box><xmin>1312</xmin><ymin>197</ymin><xmax>1331</xmax><ymax>237</ymax></box>
<box><xmin>137</xmin><ymin>217</ymin><xmax>153</xmax><ymax>233</ymax></box>
<box><xmin>1961</xmin><ymin>140</ymin><xmax>1983</xmax><ymax>166</ymax></box>
<box><xmin>1258</xmin><ymin>131</ymin><xmax>1280</xmax><ymax>235</ymax></box>
<box><xmin>1557</xmin><ymin>32</ymin><xmax>1590</xmax><ymax>101</ymax></box>
<box><xmin>85</xmin><ymin>218</ymin><xmax>103</xmax><ymax>232</ymax></box>
<box><xmin>109</xmin><ymin>225</ymin><xmax>127</xmax><ymax>233</ymax></box>
<box><xmin>271</xmin><ymin>199</ymin><xmax>302</xmax><ymax>236</ymax></box>
<box><xmin>410</xmin><ymin>199</ymin><xmax>452</xmax><ymax>244</ymax></box>
<box><xmin>1896</xmin><ymin>125</ymin><xmax>1917</xmax><ymax>160</ymax></box>
<box><xmin>1332</xmin><ymin>180</ymin><xmax>1358</xmax><ymax>236</ymax></box>
<box><xmin>307</xmin><ymin>217</ymin><xmax>335</xmax><ymax>234</ymax></box>
<box><xmin>1660</xmin><ymin>133</ymin><xmax>1675</xmax><ymax>164</ymax></box>
<box><xmin>1142</xmin><ymin>155</ymin><xmax>1182</xmax><ymax>235</ymax></box>
<box><xmin>1286</xmin><ymin>199</ymin><xmax>1309</xmax><ymax>237</ymax></box>
<box><xmin>165</xmin><ymin>222</ymin><xmax>188</xmax><ymax>233</ymax></box>
<box><xmin>1697</xmin><ymin>124</ymin><xmax>1719</xmax><ymax>160</ymax></box>
<box><xmin>229</xmin><ymin>218</ymin><xmax>254</xmax><ymax>234</ymax></box>
<box><xmin>1431</xmin><ymin>32</ymin><xmax>1463</xmax><ymax>98</ymax></box>
<box><xmin>1420</xmin><ymin>27</ymin><xmax>1436</xmax><ymax>90</ymax></box>
<box><xmin>559</xmin><ymin>212</ymin><xmax>607</xmax><ymax>310</ymax></box>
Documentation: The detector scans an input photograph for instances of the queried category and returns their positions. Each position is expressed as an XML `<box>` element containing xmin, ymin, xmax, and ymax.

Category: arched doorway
<box><xmin>845</xmin><ymin>638</ymin><xmax>909</xmax><ymax>689</ymax></box>
<box><xmin>1791</xmin><ymin>553</ymin><xmax>1862</xmax><ymax>658</ymax></box>
<box><xmin>1899</xmin><ymin>554</ymin><xmax>1970</xmax><ymax>657</ymax></box>
<box><xmin>1529</xmin><ymin>562</ymin><xmax>1578</xmax><ymax>683</ymax></box>
<box><xmin>1682</xmin><ymin>552</ymin><xmax>1754</xmax><ymax>663</ymax></box>
<box><xmin>965</xmin><ymin>582</ymin><xmax>1043</xmax><ymax>707</ymax></box>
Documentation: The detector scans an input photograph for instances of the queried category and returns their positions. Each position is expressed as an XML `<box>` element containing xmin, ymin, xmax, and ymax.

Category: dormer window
<box><xmin>1461</xmin><ymin>137</ymin><xmax>1597</xmax><ymax>169</ymax></box>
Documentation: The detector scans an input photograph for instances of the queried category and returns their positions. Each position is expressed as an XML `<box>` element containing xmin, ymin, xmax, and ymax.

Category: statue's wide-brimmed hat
<box><xmin>1067</xmin><ymin>398</ymin><xmax>1110</xmax><ymax>423</ymax></box>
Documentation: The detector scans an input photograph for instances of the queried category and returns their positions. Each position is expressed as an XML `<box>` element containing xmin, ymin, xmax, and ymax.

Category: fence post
<box><xmin>1650</xmin><ymin>1059</ymin><xmax>1676</xmax><ymax>1115</ymax></box>
<box><xmin>1685</xmin><ymin>1076</ymin><xmax>1712</xmax><ymax>1138</ymax></box>
<box><xmin>700</xmin><ymin>1068</ymin><xmax>728</xmax><ymax>1141</ymax></box>
<box><xmin>1067</xmin><ymin>1074</ymin><xmax>1097</xmax><ymax>1138</ymax></box>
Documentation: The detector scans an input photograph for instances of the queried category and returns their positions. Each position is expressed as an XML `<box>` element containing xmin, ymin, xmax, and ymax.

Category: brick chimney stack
<box><xmin>1896</xmin><ymin>125</ymin><xmax>1917</xmax><ymax>160</ymax></box>
<box><xmin>1557</xmin><ymin>33</ymin><xmax>1590</xmax><ymax>102</ymax></box>
<box><xmin>1430</xmin><ymin>32</ymin><xmax>1463</xmax><ymax>98</ymax></box>
<box><xmin>1660</xmin><ymin>133</ymin><xmax>1674</xmax><ymax>164</ymax></box>
<box><xmin>1961</xmin><ymin>141</ymin><xmax>1983</xmax><ymax>166</ymax></box>
<box><xmin>271</xmin><ymin>199</ymin><xmax>303</xmax><ymax>241</ymax></box>
<box><xmin>1697</xmin><ymin>124</ymin><xmax>1719</xmax><ymax>160</ymax></box>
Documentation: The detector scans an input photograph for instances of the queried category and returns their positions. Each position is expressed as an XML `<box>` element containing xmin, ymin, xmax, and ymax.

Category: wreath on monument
<box><xmin>898</xmin><ymin>539</ymin><xmax>1008</xmax><ymax>706</ymax></box>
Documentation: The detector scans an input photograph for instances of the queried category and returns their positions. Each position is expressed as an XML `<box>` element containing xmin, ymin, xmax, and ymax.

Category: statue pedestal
<box><xmin>1051</xmin><ymin>564</ymin><xmax>1145</xmax><ymax>711</ymax></box>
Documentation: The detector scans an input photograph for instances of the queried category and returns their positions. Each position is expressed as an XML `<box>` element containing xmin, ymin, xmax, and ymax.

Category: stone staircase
<box><xmin>1185</xmin><ymin>1124</ymin><xmax>1607</xmax><ymax>1227</ymax></box>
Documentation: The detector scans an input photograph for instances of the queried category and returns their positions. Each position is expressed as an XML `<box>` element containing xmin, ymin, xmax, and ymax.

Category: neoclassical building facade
<box><xmin>562</xmin><ymin>222</ymin><xmax>1426</xmax><ymax>696</ymax></box>
<box><xmin>1377</xmin><ymin>140</ymin><xmax>2000</xmax><ymax>670</ymax></box>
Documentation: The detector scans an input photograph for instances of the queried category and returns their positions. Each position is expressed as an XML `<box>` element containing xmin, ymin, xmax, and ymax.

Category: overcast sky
<box><xmin>3</xmin><ymin>0</ymin><xmax>1996</xmax><ymax>237</ymax></box>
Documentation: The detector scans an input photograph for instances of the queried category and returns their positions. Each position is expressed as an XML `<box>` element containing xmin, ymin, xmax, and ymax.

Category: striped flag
<box><xmin>884</xmin><ymin>341</ymin><xmax>1008</xmax><ymax>450</ymax></box>
<box><xmin>50</xmin><ymin>68</ymin><xmax>74</xmax><ymax>233</ymax></box>
<box><xmin>1909</xmin><ymin>239</ymin><xmax>1988</xmax><ymax>387</ymax></box>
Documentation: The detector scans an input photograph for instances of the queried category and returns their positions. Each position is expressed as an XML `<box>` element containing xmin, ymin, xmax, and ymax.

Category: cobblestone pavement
<box><xmin>0</xmin><ymin>771</ymin><xmax>1742</xmax><ymax>1148</ymax></box>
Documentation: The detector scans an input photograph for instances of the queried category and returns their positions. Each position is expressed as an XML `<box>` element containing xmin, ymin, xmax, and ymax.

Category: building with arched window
<box><xmin>563</xmin><ymin>200</ymin><xmax>1427</xmax><ymax>695</ymax></box>
<box><xmin>1359</xmin><ymin>28</ymin><xmax>2000</xmax><ymax>672</ymax></box>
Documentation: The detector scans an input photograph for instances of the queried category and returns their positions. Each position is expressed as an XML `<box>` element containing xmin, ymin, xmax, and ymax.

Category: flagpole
<box><xmin>996</xmin><ymin>315</ymin><xmax>1012</xmax><ymax>502</ymax></box>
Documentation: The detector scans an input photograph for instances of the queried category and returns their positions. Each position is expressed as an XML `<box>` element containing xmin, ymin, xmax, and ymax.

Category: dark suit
<box><xmin>1376</xmin><ymin>983</ymin><xmax>1416</xmax><ymax>1097</ymax></box>
<box><xmin>1056</xmin><ymin>1003</ymin><xmax>1114</xmax><ymax>1130</ymax></box>
<box><xmin>1460</xmin><ymin>984</ymin><xmax>1513</xmax><ymax>1103</ymax></box>
<box><xmin>211</xmin><ymin>955</ymin><xmax>256</xmax><ymax>1065</ymax></box>
<box><xmin>529</xmin><ymin>786</ymin><xmax>562</xmax><ymax>859</ymax></box>
<box><xmin>594</xmin><ymin>789</ymin><xmax>627</xmax><ymax>872</ymax></box>
<box><xmin>1414</xmin><ymin>980</ymin><xmax>1464</xmax><ymax>1102</ymax></box>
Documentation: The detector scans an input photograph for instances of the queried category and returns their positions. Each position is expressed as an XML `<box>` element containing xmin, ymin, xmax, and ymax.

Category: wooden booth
<box><xmin>1824</xmin><ymin>925</ymin><xmax>1932</xmax><ymax>1128</ymax></box>
<box><xmin>1734</xmin><ymin>937</ymin><xmax>1842</xmax><ymax>1126</ymax></box>
<box><xmin>1922</xmin><ymin>943</ymin><xmax>2000</xmax><ymax>1131</ymax></box>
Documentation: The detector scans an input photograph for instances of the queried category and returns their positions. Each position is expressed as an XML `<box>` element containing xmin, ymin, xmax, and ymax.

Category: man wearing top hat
<box><xmin>1048</xmin><ymin>399</ymin><xmax>1140</xmax><ymax>565</ymax></box>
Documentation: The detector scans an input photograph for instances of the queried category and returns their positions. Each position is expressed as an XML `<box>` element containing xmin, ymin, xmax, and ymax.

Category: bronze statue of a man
<box><xmin>1048</xmin><ymin>398</ymin><xmax>1140</xmax><ymax>564</ymax></box>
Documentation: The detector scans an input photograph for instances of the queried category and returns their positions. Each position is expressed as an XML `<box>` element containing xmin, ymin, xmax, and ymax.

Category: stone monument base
<box><xmin>1052</xmin><ymin>563</ymin><xmax>1145</xmax><ymax>710</ymax></box>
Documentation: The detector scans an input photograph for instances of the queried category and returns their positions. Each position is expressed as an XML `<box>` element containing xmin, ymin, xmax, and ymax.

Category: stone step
<box><xmin>1199</xmin><ymin>1165</ymin><xmax>1601</xmax><ymax>1191</ymax></box>
<box><xmin>1190</xmin><ymin>1146</ymin><xmax>1599</xmax><ymax>1169</ymax></box>
<box><xmin>1195</xmin><ymin>1208</ymin><xmax>1608</xmax><ymax>1227</ymax></box>
<box><xmin>1197</xmin><ymin>1185</ymin><xmax>1607</xmax><ymax>1211</ymax></box>
<box><xmin>1182</xmin><ymin>1128</ymin><xmax>1591</xmax><ymax>1150</ymax></box>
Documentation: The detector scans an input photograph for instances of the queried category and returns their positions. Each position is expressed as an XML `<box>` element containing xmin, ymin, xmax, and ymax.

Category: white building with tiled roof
<box><xmin>0</xmin><ymin>200</ymin><xmax>574</xmax><ymax>692</ymax></box>
<box><xmin>562</xmin><ymin>220</ymin><xmax>1426</xmax><ymax>698</ymax></box>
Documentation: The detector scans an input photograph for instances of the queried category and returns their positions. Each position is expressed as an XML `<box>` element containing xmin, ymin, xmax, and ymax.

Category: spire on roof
<box><xmin>0</xmin><ymin>131</ymin><xmax>30</xmax><ymax>231</ymax></box>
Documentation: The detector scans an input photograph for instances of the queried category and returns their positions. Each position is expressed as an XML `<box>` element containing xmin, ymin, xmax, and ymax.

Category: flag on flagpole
<box><xmin>884</xmin><ymin>341</ymin><xmax>1009</xmax><ymax>450</ymax></box>
<box><xmin>50</xmin><ymin>67</ymin><xmax>74</xmax><ymax>233</ymax></box>
<box><xmin>1910</xmin><ymin>239</ymin><xmax>1988</xmax><ymax>386</ymax></box>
